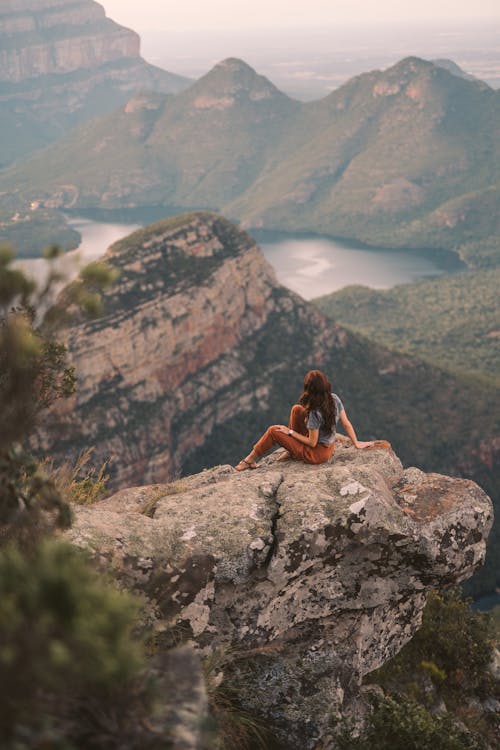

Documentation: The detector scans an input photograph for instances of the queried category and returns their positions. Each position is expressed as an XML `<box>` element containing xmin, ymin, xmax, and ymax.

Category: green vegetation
<box><xmin>0</xmin><ymin>212</ymin><xmax>81</xmax><ymax>258</ymax></box>
<box><xmin>0</xmin><ymin>2</ymin><xmax>189</xmax><ymax>170</ymax></box>
<box><xmin>0</xmin><ymin>247</ymin><xmax>169</xmax><ymax>748</ymax></box>
<box><xmin>337</xmin><ymin>696</ymin><xmax>488</xmax><ymax>750</ymax></box>
<box><xmin>491</xmin><ymin>606</ymin><xmax>500</xmax><ymax>638</ymax></box>
<box><xmin>0</xmin><ymin>59</ymin><xmax>298</xmax><ymax>233</ymax></box>
<box><xmin>336</xmin><ymin>590</ymin><xmax>498</xmax><ymax>750</ymax></box>
<box><xmin>41</xmin><ymin>448</ymin><xmax>110</xmax><ymax>507</ymax></box>
<box><xmin>183</xmin><ymin>283</ymin><xmax>500</xmax><ymax>597</ymax></box>
<box><xmin>0</xmin><ymin>539</ymin><xmax>145</xmax><ymax>747</ymax></box>
<box><xmin>1</xmin><ymin>231</ymin><xmax>498</xmax><ymax>745</ymax></box>
<box><xmin>372</xmin><ymin>590</ymin><xmax>497</xmax><ymax>702</ymax></box>
<box><xmin>203</xmin><ymin>648</ymin><xmax>283</xmax><ymax>749</ymax></box>
<box><xmin>313</xmin><ymin>267</ymin><xmax>500</xmax><ymax>383</ymax></box>
<box><xmin>2</xmin><ymin>57</ymin><xmax>498</xmax><ymax>264</ymax></box>
<box><xmin>111</xmin><ymin>210</ymin><xmax>221</xmax><ymax>256</ymax></box>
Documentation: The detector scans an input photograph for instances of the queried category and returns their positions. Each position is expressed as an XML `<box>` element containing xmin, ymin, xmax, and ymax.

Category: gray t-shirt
<box><xmin>307</xmin><ymin>393</ymin><xmax>344</xmax><ymax>445</ymax></box>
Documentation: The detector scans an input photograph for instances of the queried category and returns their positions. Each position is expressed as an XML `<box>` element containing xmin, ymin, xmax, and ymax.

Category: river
<box><xmin>14</xmin><ymin>216</ymin><xmax>453</xmax><ymax>301</ymax></box>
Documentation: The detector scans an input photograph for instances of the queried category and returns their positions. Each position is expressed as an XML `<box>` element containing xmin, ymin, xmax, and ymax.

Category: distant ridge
<box><xmin>1</xmin><ymin>55</ymin><xmax>498</xmax><ymax>267</ymax></box>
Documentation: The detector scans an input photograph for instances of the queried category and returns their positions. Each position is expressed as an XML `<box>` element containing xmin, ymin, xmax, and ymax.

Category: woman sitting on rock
<box><xmin>235</xmin><ymin>369</ymin><xmax>375</xmax><ymax>471</ymax></box>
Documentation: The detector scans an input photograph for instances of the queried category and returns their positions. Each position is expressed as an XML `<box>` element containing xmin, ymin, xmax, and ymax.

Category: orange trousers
<box><xmin>253</xmin><ymin>404</ymin><xmax>335</xmax><ymax>465</ymax></box>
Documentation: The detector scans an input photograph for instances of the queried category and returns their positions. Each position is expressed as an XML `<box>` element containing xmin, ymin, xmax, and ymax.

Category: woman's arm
<box><xmin>339</xmin><ymin>410</ymin><xmax>375</xmax><ymax>449</ymax></box>
<box><xmin>275</xmin><ymin>425</ymin><xmax>319</xmax><ymax>447</ymax></box>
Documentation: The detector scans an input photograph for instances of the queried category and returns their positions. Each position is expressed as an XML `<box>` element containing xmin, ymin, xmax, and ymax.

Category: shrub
<box><xmin>337</xmin><ymin>696</ymin><xmax>487</xmax><ymax>750</ymax></box>
<box><xmin>41</xmin><ymin>448</ymin><xmax>110</xmax><ymax>506</ymax></box>
<box><xmin>374</xmin><ymin>589</ymin><xmax>496</xmax><ymax>700</ymax></box>
<box><xmin>0</xmin><ymin>244</ymin><xmax>116</xmax><ymax>537</ymax></box>
<box><xmin>0</xmin><ymin>539</ymin><xmax>147</xmax><ymax>747</ymax></box>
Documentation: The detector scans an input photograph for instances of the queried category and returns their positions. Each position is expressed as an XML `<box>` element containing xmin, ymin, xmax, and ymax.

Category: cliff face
<box><xmin>67</xmin><ymin>444</ymin><xmax>494</xmax><ymax>747</ymax></box>
<box><xmin>0</xmin><ymin>1</ymin><xmax>139</xmax><ymax>82</ymax></box>
<box><xmin>37</xmin><ymin>211</ymin><xmax>329</xmax><ymax>487</ymax></box>
<box><xmin>0</xmin><ymin>0</ymin><xmax>189</xmax><ymax>165</ymax></box>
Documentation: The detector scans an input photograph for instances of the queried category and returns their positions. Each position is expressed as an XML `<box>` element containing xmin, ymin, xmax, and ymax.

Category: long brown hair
<box><xmin>299</xmin><ymin>370</ymin><xmax>335</xmax><ymax>433</ymax></box>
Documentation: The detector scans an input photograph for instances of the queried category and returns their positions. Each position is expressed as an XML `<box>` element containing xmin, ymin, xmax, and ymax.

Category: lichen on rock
<box><xmin>66</xmin><ymin>438</ymin><xmax>493</xmax><ymax>748</ymax></box>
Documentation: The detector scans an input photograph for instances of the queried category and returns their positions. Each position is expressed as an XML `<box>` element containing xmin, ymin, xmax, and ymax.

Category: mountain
<box><xmin>33</xmin><ymin>212</ymin><xmax>500</xmax><ymax>593</ymax></box>
<box><xmin>431</xmin><ymin>58</ymin><xmax>484</xmax><ymax>84</ymax></box>
<box><xmin>228</xmin><ymin>57</ymin><xmax>500</xmax><ymax>262</ymax></box>
<box><xmin>0</xmin><ymin>0</ymin><xmax>189</xmax><ymax>167</ymax></box>
<box><xmin>1</xmin><ymin>58</ymin><xmax>300</xmax><ymax>209</ymax></box>
<box><xmin>1</xmin><ymin>56</ymin><xmax>498</xmax><ymax>265</ymax></box>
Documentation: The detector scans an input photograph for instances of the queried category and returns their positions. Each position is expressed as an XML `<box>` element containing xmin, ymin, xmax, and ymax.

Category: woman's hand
<box><xmin>355</xmin><ymin>440</ymin><xmax>377</xmax><ymax>449</ymax></box>
<box><xmin>274</xmin><ymin>425</ymin><xmax>291</xmax><ymax>434</ymax></box>
<box><xmin>340</xmin><ymin>411</ymin><xmax>376</xmax><ymax>450</ymax></box>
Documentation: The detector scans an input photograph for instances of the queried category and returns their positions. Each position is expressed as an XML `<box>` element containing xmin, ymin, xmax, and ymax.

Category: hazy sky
<box><xmin>100</xmin><ymin>0</ymin><xmax>500</xmax><ymax>32</ymax></box>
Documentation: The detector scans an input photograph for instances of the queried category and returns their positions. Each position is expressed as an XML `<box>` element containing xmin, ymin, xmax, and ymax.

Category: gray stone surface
<box><xmin>67</xmin><ymin>439</ymin><xmax>494</xmax><ymax>748</ymax></box>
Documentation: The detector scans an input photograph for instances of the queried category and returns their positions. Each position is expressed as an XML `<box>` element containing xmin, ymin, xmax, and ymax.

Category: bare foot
<box><xmin>234</xmin><ymin>459</ymin><xmax>258</xmax><ymax>472</ymax></box>
<box><xmin>276</xmin><ymin>450</ymin><xmax>292</xmax><ymax>463</ymax></box>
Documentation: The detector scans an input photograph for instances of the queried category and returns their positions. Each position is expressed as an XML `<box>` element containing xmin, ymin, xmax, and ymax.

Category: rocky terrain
<box><xmin>0</xmin><ymin>0</ymin><xmax>189</xmax><ymax>166</ymax></box>
<box><xmin>66</xmin><ymin>441</ymin><xmax>494</xmax><ymax>747</ymax></box>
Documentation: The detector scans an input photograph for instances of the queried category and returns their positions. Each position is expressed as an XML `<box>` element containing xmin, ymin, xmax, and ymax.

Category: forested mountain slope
<box><xmin>2</xmin><ymin>56</ymin><xmax>498</xmax><ymax>265</ymax></box>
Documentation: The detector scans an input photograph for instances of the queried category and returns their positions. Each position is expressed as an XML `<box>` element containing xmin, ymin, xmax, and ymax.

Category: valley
<box><xmin>0</xmin><ymin>55</ymin><xmax>498</xmax><ymax>272</ymax></box>
<box><xmin>30</xmin><ymin>212</ymin><xmax>499</xmax><ymax>599</ymax></box>
<box><xmin>1</xmin><ymin>3</ymin><xmax>498</xmax><ymax>604</ymax></box>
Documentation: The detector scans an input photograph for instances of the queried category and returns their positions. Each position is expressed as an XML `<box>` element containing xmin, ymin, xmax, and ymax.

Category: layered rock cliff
<box><xmin>67</xmin><ymin>442</ymin><xmax>494</xmax><ymax>747</ymax></box>
<box><xmin>0</xmin><ymin>0</ymin><xmax>189</xmax><ymax>165</ymax></box>
<box><xmin>0</xmin><ymin>0</ymin><xmax>139</xmax><ymax>82</ymax></box>
<box><xmin>35</xmin><ymin>212</ymin><xmax>500</xmax><ymax>502</ymax></box>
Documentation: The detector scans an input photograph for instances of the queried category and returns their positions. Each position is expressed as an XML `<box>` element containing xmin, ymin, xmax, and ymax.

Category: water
<box><xmin>15</xmin><ymin>216</ymin><xmax>451</xmax><ymax>302</ymax></box>
<box><xmin>14</xmin><ymin>217</ymin><xmax>141</xmax><ymax>302</ymax></box>
<box><xmin>260</xmin><ymin>235</ymin><xmax>448</xmax><ymax>300</ymax></box>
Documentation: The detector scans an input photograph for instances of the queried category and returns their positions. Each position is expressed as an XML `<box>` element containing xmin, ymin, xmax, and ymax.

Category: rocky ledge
<box><xmin>67</xmin><ymin>439</ymin><xmax>493</xmax><ymax>748</ymax></box>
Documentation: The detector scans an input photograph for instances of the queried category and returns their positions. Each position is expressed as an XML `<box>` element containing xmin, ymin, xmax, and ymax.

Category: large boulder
<box><xmin>67</xmin><ymin>439</ymin><xmax>493</xmax><ymax>748</ymax></box>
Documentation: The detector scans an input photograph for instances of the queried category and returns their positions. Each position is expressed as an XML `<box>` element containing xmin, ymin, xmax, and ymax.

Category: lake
<box><xmin>15</xmin><ymin>216</ymin><xmax>453</xmax><ymax>301</ymax></box>
<box><xmin>14</xmin><ymin>217</ymin><xmax>141</xmax><ymax>293</ymax></box>
<box><xmin>258</xmin><ymin>234</ymin><xmax>450</xmax><ymax>299</ymax></box>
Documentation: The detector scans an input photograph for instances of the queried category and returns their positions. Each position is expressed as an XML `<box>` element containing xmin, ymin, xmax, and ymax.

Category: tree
<box><xmin>0</xmin><ymin>247</ymin><xmax>169</xmax><ymax>748</ymax></box>
<box><xmin>0</xmin><ymin>244</ymin><xmax>116</xmax><ymax>539</ymax></box>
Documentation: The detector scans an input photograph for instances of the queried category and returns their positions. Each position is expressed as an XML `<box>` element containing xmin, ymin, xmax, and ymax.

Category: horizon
<box><xmin>98</xmin><ymin>2</ymin><xmax>500</xmax><ymax>96</ymax></box>
<box><xmin>100</xmin><ymin>0</ymin><xmax>500</xmax><ymax>32</ymax></box>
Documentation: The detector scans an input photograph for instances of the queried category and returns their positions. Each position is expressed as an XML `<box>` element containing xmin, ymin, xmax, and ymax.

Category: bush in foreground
<box><xmin>337</xmin><ymin>696</ymin><xmax>487</xmax><ymax>750</ymax></box>
<box><xmin>0</xmin><ymin>539</ymin><xmax>155</xmax><ymax>748</ymax></box>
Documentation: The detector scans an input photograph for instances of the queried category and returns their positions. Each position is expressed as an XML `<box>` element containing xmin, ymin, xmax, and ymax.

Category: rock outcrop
<box><xmin>67</xmin><ymin>441</ymin><xmax>494</xmax><ymax>747</ymax></box>
<box><xmin>35</xmin><ymin>212</ymin><xmax>500</xmax><ymax>505</ymax></box>
<box><xmin>0</xmin><ymin>0</ymin><xmax>189</xmax><ymax>165</ymax></box>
